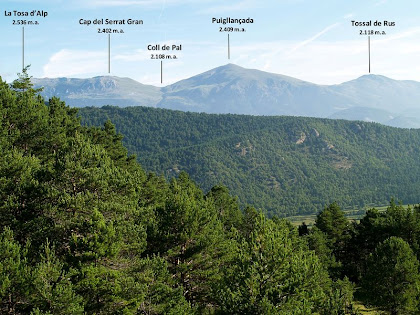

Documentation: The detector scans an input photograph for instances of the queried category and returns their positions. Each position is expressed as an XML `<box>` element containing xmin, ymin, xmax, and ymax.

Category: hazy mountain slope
<box><xmin>79</xmin><ymin>106</ymin><xmax>420</xmax><ymax>216</ymax></box>
<box><xmin>158</xmin><ymin>64</ymin><xmax>344</xmax><ymax>117</ymax></box>
<box><xmin>32</xmin><ymin>76</ymin><xmax>162</xmax><ymax>107</ymax></box>
<box><xmin>33</xmin><ymin>64</ymin><xmax>420</xmax><ymax>127</ymax></box>
<box><xmin>331</xmin><ymin>75</ymin><xmax>420</xmax><ymax>113</ymax></box>
<box><xmin>328</xmin><ymin>107</ymin><xmax>396</xmax><ymax>124</ymax></box>
<box><xmin>386</xmin><ymin>116</ymin><xmax>420</xmax><ymax>128</ymax></box>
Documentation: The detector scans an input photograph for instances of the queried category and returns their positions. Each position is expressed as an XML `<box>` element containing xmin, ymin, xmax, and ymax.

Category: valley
<box><xmin>79</xmin><ymin>105</ymin><xmax>420</xmax><ymax>217</ymax></box>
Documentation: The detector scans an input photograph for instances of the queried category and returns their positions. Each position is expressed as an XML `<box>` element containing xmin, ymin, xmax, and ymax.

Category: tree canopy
<box><xmin>1</xmin><ymin>71</ymin><xmax>419</xmax><ymax>314</ymax></box>
<box><xmin>79</xmin><ymin>105</ymin><xmax>420</xmax><ymax>217</ymax></box>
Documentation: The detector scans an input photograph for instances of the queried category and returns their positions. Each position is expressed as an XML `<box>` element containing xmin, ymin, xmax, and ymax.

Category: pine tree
<box><xmin>117</xmin><ymin>256</ymin><xmax>192</xmax><ymax>314</ymax></box>
<box><xmin>11</xmin><ymin>65</ymin><xmax>43</xmax><ymax>96</ymax></box>
<box><xmin>0</xmin><ymin>228</ymin><xmax>31</xmax><ymax>313</ymax></box>
<box><xmin>315</xmin><ymin>202</ymin><xmax>350</xmax><ymax>243</ymax></box>
<box><xmin>216</xmin><ymin>212</ymin><xmax>338</xmax><ymax>314</ymax></box>
<box><xmin>315</xmin><ymin>202</ymin><xmax>352</xmax><ymax>277</ymax></box>
<box><xmin>206</xmin><ymin>185</ymin><xmax>243</xmax><ymax>232</ymax></box>
<box><xmin>150</xmin><ymin>172</ymin><xmax>226</xmax><ymax>307</ymax></box>
<box><xmin>30</xmin><ymin>242</ymin><xmax>84</xmax><ymax>314</ymax></box>
<box><xmin>306</xmin><ymin>226</ymin><xmax>341</xmax><ymax>276</ymax></box>
<box><xmin>362</xmin><ymin>236</ymin><xmax>420</xmax><ymax>314</ymax></box>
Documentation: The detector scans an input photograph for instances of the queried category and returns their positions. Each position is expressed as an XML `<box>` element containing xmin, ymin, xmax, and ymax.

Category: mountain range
<box><xmin>32</xmin><ymin>76</ymin><xmax>161</xmax><ymax>108</ymax></box>
<box><xmin>33</xmin><ymin>64</ymin><xmax>420</xmax><ymax>128</ymax></box>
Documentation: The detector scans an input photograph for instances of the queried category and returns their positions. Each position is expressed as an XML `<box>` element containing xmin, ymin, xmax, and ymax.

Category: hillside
<box><xmin>157</xmin><ymin>64</ymin><xmax>342</xmax><ymax>117</ymax></box>
<box><xmin>3</xmin><ymin>71</ymin><xmax>361</xmax><ymax>314</ymax></box>
<box><xmin>79</xmin><ymin>106</ymin><xmax>420</xmax><ymax>216</ymax></box>
<box><xmin>32</xmin><ymin>76</ymin><xmax>162</xmax><ymax>107</ymax></box>
<box><xmin>34</xmin><ymin>64</ymin><xmax>420</xmax><ymax>127</ymax></box>
<box><xmin>4</xmin><ymin>70</ymin><xmax>420</xmax><ymax>314</ymax></box>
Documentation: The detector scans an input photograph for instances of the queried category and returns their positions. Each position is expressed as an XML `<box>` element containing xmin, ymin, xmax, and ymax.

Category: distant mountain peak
<box><xmin>32</xmin><ymin>75</ymin><xmax>162</xmax><ymax>108</ymax></box>
<box><xmin>31</xmin><ymin>65</ymin><xmax>420</xmax><ymax>127</ymax></box>
<box><xmin>202</xmin><ymin>63</ymin><xmax>251</xmax><ymax>75</ymax></box>
<box><xmin>220</xmin><ymin>63</ymin><xmax>243</xmax><ymax>69</ymax></box>
<box><xmin>355</xmin><ymin>74</ymin><xmax>396</xmax><ymax>81</ymax></box>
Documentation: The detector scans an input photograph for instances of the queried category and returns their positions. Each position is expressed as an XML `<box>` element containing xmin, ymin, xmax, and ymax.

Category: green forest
<box><xmin>79</xmin><ymin>105</ymin><xmax>420</xmax><ymax>217</ymax></box>
<box><xmin>2</xmin><ymin>70</ymin><xmax>420</xmax><ymax>314</ymax></box>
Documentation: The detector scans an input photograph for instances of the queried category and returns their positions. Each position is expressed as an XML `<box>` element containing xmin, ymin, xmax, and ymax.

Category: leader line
<box><xmin>108</xmin><ymin>34</ymin><xmax>111</xmax><ymax>73</ymax></box>
<box><xmin>228</xmin><ymin>34</ymin><xmax>230</xmax><ymax>60</ymax></box>
<box><xmin>22</xmin><ymin>27</ymin><xmax>25</xmax><ymax>70</ymax></box>
<box><xmin>368</xmin><ymin>36</ymin><xmax>371</xmax><ymax>73</ymax></box>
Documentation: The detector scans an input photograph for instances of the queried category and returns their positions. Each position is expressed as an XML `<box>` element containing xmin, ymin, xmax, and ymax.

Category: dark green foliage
<box><xmin>316</xmin><ymin>203</ymin><xmax>352</xmax><ymax>273</ymax></box>
<box><xmin>215</xmin><ymin>213</ymin><xmax>353</xmax><ymax>314</ymax></box>
<box><xmin>85</xmin><ymin>119</ymin><xmax>138</xmax><ymax>170</ymax></box>
<box><xmin>79</xmin><ymin>105</ymin><xmax>420</xmax><ymax>216</ymax></box>
<box><xmin>0</xmin><ymin>72</ymin><xmax>190</xmax><ymax>314</ymax></box>
<box><xmin>30</xmin><ymin>243</ymin><xmax>84</xmax><ymax>315</ymax></box>
<box><xmin>323</xmin><ymin>277</ymin><xmax>355</xmax><ymax>315</ymax></box>
<box><xmin>146</xmin><ymin>172</ymin><xmax>228</xmax><ymax>308</ymax></box>
<box><xmin>6</xmin><ymin>70</ymin><xmax>420</xmax><ymax>313</ymax></box>
<box><xmin>306</xmin><ymin>227</ymin><xmax>340</xmax><ymax>276</ymax></box>
<box><xmin>307</xmin><ymin>201</ymin><xmax>420</xmax><ymax>313</ymax></box>
<box><xmin>0</xmin><ymin>228</ymin><xmax>31</xmax><ymax>313</ymax></box>
<box><xmin>362</xmin><ymin>237</ymin><xmax>420</xmax><ymax>314</ymax></box>
<box><xmin>343</xmin><ymin>201</ymin><xmax>420</xmax><ymax>282</ymax></box>
<box><xmin>306</xmin><ymin>203</ymin><xmax>351</xmax><ymax>280</ymax></box>
<box><xmin>315</xmin><ymin>202</ymin><xmax>350</xmax><ymax>243</ymax></box>
<box><xmin>298</xmin><ymin>222</ymin><xmax>309</xmax><ymax>236</ymax></box>
<box><xmin>117</xmin><ymin>256</ymin><xmax>192</xmax><ymax>315</ymax></box>
<box><xmin>206</xmin><ymin>185</ymin><xmax>243</xmax><ymax>232</ymax></box>
<box><xmin>11</xmin><ymin>66</ymin><xmax>44</xmax><ymax>97</ymax></box>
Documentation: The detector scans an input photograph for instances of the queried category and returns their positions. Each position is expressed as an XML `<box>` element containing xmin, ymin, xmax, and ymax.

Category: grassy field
<box><xmin>287</xmin><ymin>209</ymin><xmax>367</xmax><ymax>227</ymax></box>
<box><xmin>286</xmin><ymin>204</ymin><xmax>416</xmax><ymax>226</ymax></box>
<box><xmin>353</xmin><ymin>302</ymin><xmax>384</xmax><ymax>314</ymax></box>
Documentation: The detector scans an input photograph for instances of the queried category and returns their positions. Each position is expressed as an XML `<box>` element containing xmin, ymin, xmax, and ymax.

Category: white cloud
<box><xmin>80</xmin><ymin>0</ymin><xmax>204</xmax><ymax>8</ymax></box>
<box><xmin>114</xmin><ymin>49</ymin><xmax>148</xmax><ymax>62</ymax></box>
<box><xmin>376</xmin><ymin>26</ymin><xmax>420</xmax><ymax>43</ymax></box>
<box><xmin>3</xmin><ymin>0</ymin><xmax>62</xmax><ymax>3</ymax></box>
<box><xmin>77</xmin><ymin>0</ymin><xmax>260</xmax><ymax>12</ymax></box>
<box><xmin>198</xmin><ymin>27</ymin><xmax>420</xmax><ymax>84</ymax></box>
<box><xmin>41</xmin><ymin>46</ymin><xmax>190</xmax><ymax>85</ymax></box>
<box><xmin>288</xmin><ymin>23</ymin><xmax>340</xmax><ymax>54</ymax></box>
<box><xmin>197</xmin><ymin>0</ymin><xmax>260</xmax><ymax>14</ymax></box>
<box><xmin>41</xmin><ymin>25</ymin><xmax>420</xmax><ymax>86</ymax></box>
<box><xmin>374</xmin><ymin>0</ymin><xmax>387</xmax><ymax>7</ymax></box>
<box><xmin>42</xmin><ymin>49</ymin><xmax>107</xmax><ymax>77</ymax></box>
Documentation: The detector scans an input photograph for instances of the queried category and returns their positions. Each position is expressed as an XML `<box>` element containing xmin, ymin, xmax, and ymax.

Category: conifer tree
<box><xmin>151</xmin><ymin>172</ymin><xmax>226</xmax><ymax>307</ymax></box>
<box><xmin>11</xmin><ymin>66</ymin><xmax>43</xmax><ymax>96</ymax></box>
<box><xmin>31</xmin><ymin>243</ymin><xmax>84</xmax><ymax>314</ymax></box>
<box><xmin>0</xmin><ymin>228</ymin><xmax>31</xmax><ymax>313</ymax></box>
<box><xmin>362</xmin><ymin>237</ymin><xmax>420</xmax><ymax>314</ymax></box>
<box><xmin>206</xmin><ymin>185</ymin><xmax>243</xmax><ymax>232</ymax></box>
<box><xmin>216</xmin><ymin>212</ymin><xmax>339</xmax><ymax>314</ymax></box>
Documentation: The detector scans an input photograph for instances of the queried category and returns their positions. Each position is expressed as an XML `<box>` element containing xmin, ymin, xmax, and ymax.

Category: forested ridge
<box><xmin>79</xmin><ymin>105</ymin><xmax>420</xmax><ymax>216</ymax></box>
<box><xmin>2</xmin><ymin>70</ymin><xmax>420</xmax><ymax>314</ymax></box>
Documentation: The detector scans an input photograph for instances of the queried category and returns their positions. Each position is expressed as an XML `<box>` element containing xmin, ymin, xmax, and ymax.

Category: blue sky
<box><xmin>1</xmin><ymin>0</ymin><xmax>420</xmax><ymax>85</ymax></box>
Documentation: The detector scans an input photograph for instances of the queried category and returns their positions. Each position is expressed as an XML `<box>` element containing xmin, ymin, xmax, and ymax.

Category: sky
<box><xmin>1</xmin><ymin>0</ymin><xmax>420</xmax><ymax>86</ymax></box>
